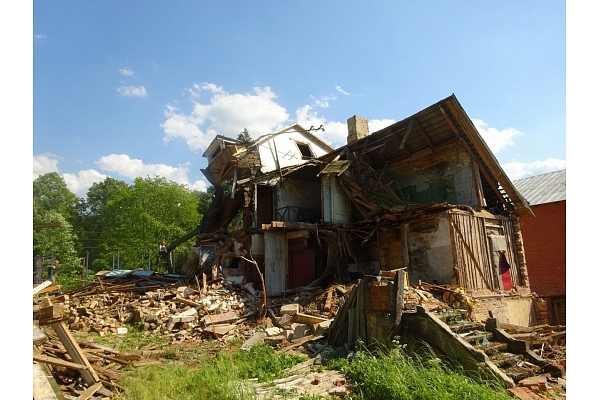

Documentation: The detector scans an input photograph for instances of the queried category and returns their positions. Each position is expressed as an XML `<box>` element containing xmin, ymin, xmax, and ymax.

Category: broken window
<box><xmin>197</xmin><ymin>245</ymin><xmax>216</xmax><ymax>269</ymax></box>
<box><xmin>295</xmin><ymin>141</ymin><xmax>314</xmax><ymax>159</ymax></box>
<box><xmin>211</xmin><ymin>146</ymin><xmax>222</xmax><ymax>160</ymax></box>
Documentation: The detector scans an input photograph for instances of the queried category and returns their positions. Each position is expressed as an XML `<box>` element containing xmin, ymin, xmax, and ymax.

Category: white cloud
<box><xmin>162</xmin><ymin>84</ymin><xmax>289</xmax><ymax>151</ymax></box>
<box><xmin>33</xmin><ymin>153</ymin><xmax>60</xmax><ymax>179</ymax></box>
<box><xmin>119</xmin><ymin>67</ymin><xmax>135</xmax><ymax>77</ymax></box>
<box><xmin>502</xmin><ymin>158</ymin><xmax>567</xmax><ymax>181</ymax></box>
<box><xmin>369</xmin><ymin>119</ymin><xmax>397</xmax><ymax>134</ymax></box>
<box><xmin>117</xmin><ymin>85</ymin><xmax>147</xmax><ymax>98</ymax></box>
<box><xmin>96</xmin><ymin>154</ymin><xmax>208</xmax><ymax>192</ymax></box>
<box><xmin>311</xmin><ymin>94</ymin><xmax>337</xmax><ymax>108</ymax></box>
<box><xmin>187</xmin><ymin>180</ymin><xmax>209</xmax><ymax>192</ymax></box>
<box><xmin>335</xmin><ymin>86</ymin><xmax>350</xmax><ymax>96</ymax></box>
<box><xmin>34</xmin><ymin>33</ymin><xmax>46</xmax><ymax>43</ymax></box>
<box><xmin>472</xmin><ymin>118</ymin><xmax>523</xmax><ymax>154</ymax></box>
<box><xmin>62</xmin><ymin>169</ymin><xmax>107</xmax><ymax>198</ymax></box>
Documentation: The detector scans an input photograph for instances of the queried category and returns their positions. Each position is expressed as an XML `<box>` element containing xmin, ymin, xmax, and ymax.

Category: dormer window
<box><xmin>295</xmin><ymin>141</ymin><xmax>314</xmax><ymax>159</ymax></box>
<box><xmin>211</xmin><ymin>146</ymin><xmax>222</xmax><ymax>160</ymax></box>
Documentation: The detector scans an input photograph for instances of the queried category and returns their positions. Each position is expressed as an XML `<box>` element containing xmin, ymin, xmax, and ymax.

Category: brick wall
<box><xmin>518</xmin><ymin>201</ymin><xmax>566</xmax><ymax>297</ymax></box>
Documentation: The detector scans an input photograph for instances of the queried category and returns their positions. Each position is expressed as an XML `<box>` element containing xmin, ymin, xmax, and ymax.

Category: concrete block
<box><xmin>265</xmin><ymin>327</ymin><xmax>284</xmax><ymax>337</ymax></box>
<box><xmin>177</xmin><ymin>286</ymin><xmax>193</xmax><ymax>298</ymax></box>
<box><xmin>280</xmin><ymin>313</ymin><xmax>293</xmax><ymax>325</ymax></box>
<box><xmin>280</xmin><ymin>303</ymin><xmax>299</xmax><ymax>316</ymax></box>
<box><xmin>291</xmin><ymin>323</ymin><xmax>312</xmax><ymax>340</ymax></box>
<box><xmin>313</xmin><ymin>319</ymin><xmax>332</xmax><ymax>335</ymax></box>
<box><xmin>241</xmin><ymin>331</ymin><xmax>267</xmax><ymax>350</ymax></box>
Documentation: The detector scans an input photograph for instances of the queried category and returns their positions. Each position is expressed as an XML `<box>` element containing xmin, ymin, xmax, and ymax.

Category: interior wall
<box><xmin>275</xmin><ymin>179</ymin><xmax>321</xmax><ymax>222</ymax></box>
<box><xmin>406</xmin><ymin>216</ymin><xmax>455</xmax><ymax>284</ymax></box>
<box><xmin>386</xmin><ymin>148</ymin><xmax>478</xmax><ymax>207</ymax></box>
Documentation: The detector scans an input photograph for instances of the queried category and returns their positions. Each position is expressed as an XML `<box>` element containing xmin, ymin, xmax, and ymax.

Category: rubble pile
<box><xmin>33</xmin><ymin>274</ymin><xmax>566</xmax><ymax>399</ymax></box>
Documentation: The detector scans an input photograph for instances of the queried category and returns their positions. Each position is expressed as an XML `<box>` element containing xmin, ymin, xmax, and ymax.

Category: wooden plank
<box><xmin>77</xmin><ymin>341</ymin><xmax>120</xmax><ymax>355</ymax></box>
<box><xmin>36</xmin><ymin>285</ymin><xmax>62</xmax><ymax>296</ymax></box>
<box><xmin>33</xmin><ymin>354</ymin><xmax>90</xmax><ymax>371</ymax></box>
<box><xmin>448</xmin><ymin>216</ymin><xmax>493</xmax><ymax>290</ymax></box>
<box><xmin>51</xmin><ymin>322</ymin><xmax>100</xmax><ymax>385</ymax></box>
<box><xmin>74</xmin><ymin>382</ymin><xmax>103</xmax><ymax>400</ymax></box>
<box><xmin>33</xmin><ymin>362</ymin><xmax>65</xmax><ymax>400</ymax></box>
<box><xmin>33</xmin><ymin>280</ymin><xmax>53</xmax><ymax>296</ymax></box>
<box><xmin>323</xmin><ymin>287</ymin><xmax>333</xmax><ymax>311</ymax></box>
<box><xmin>40</xmin><ymin>304</ymin><xmax>65</xmax><ymax>320</ymax></box>
<box><xmin>294</xmin><ymin>313</ymin><xmax>329</xmax><ymax>325</ymax></box>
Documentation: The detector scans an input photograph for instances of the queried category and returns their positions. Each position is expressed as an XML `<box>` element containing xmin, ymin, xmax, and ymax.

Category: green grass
<box><xmin>325</xmin><ymin>345</ymin><xmax>513</xmax><ymax>400</ymax></box>
<box><xmin>114</xmin><ymin>344</ymin><xmax>308</xmax><ymax>400</ymax></box>
<box><xmin>73</xmin><ymin>322</ymin><xmax>171</xmax><ymax>352</ymax></box>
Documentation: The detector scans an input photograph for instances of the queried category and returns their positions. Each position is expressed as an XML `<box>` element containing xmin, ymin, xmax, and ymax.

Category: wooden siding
<box><xmin>449</xmin><ymin>212</ymin><xmax>522</xmax><ymax>291</ymax></box>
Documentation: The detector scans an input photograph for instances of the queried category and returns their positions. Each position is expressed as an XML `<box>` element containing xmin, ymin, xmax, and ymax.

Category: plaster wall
<box><xmin>406</xmin><ymin>217</ymin><xmax>455</xmax><ymax>284</ymax></box>
<box><xmin>322</xmin><ymin>175</ymin><xmax>352</xmax><ymax>223</ymax></box>
<box><xmin>275</xmin><ymin>179</ymin><xmax>321</xmax><ymax>222</ymax></box>
<box><xmin>257</xmin><ymin>130</ymin><xmax>331</xmax><ymax>173</ymax></box>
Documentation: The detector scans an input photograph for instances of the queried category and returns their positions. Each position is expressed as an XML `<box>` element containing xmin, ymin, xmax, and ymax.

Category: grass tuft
<box><xmin>327</xmin><ymin>344</ymin><xmax>513</xmax><ymax>400</ymax></box>
<box><xmin>114</xmin><ymin>344</ymin><xmax>307</xmax><ymax>400</ymax></box>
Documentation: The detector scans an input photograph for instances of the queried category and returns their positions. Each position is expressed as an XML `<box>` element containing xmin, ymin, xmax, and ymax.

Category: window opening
<box><xmin>295</xmin><ymin>141</ymin><xmax>314</xmax><ymax>159</ymax></box>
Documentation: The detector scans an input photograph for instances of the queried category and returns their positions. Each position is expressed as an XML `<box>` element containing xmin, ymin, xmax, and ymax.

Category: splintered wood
<box><xmin>33</xmin><ymin>275</ymin><xmax>347</xmax><ymax>399</ymax></box>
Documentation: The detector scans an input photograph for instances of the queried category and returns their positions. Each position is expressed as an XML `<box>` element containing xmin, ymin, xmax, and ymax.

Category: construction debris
<box><xmin>33</xmin><ymin>270</ymin><xmax>566</xmax><ymax>399</ymax></box>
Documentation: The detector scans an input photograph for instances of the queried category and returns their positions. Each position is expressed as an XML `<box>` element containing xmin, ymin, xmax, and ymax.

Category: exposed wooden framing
<box><xmin>471</xmin><ymin>159</ymin><xmax>487</xmax><ymax>207</ymax></box>
<box><xmin>438</xmin><ymin>105</ymin><xmax>510</xmax><ymax>209</ymax></box>
<box><xmin>359</xmin><ymin>136</ymin><xmax>370</xmax><ymax>162</ymax></box>
<box><xmin>444</xmin><ymin>99</ymin><xmax>533</xmax><ymax>217</ymax></box>
<box><xmin>399</xmin><ymin>119</ymin><xmax>414</xmax><ymax>150</ymax></box>
<box><xmin>448</xmin><ymin>216</ymin><xmax>493</xmax><ymax>290</ymax></box>
<box><xmin>413</xmin><ymin>118</ymin><xmax>434</xmax><ymax>149</ymax></box>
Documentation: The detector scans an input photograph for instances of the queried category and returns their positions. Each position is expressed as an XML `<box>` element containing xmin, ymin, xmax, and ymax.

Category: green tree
<box><xmin>237</xmin><ymin>128</ymin><xmax>252</xmax><ymax>142</ymax></box>
<box><xmin>78</xmin><ymin>177</ymin><xmax>129</xmax><ymax>272</ymax></box>
<box><xmin>96</xmin><ymin>176</ymin><xmax>200</xmax><ymax>273</ymax></box>
<box><xmin>33</xmin><ymin>172</ymin><xmax>80</xmax><ymax>225</ymax></box>
<box><xmin>33</xmin><ymin>209</ymin><xmax>81</xmax><ymax>290</ymax></box>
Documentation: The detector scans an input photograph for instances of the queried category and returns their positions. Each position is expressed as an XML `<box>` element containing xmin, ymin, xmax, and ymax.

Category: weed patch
<box><xmin>326</xmin><ymin>345</ymin><xmax>512</xmax><ymax>400</ymax></box>
<box><xmin>115</xmin><ymin>344</ymin><xmax>307</xmax><ymax>400</ymax></box>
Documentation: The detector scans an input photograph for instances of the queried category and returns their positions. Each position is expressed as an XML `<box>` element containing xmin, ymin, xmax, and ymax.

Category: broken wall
<box><xmin>256</xmin><ymin>130</ymin><xmax>331</xmax><ymax>174</ymax></box>
<box><xmin>322</xmin><ymin>174</ymin><xmax>352</xmax><ymax>223</ymax></box>
<box><xmin>406</xmin><ymin>216</ymin><xmax>455</xmax><ymax>284</ymax></box>
<box><xmin>471</xmin><ymin>295</ymin><xmax>537</xmax><ymax>326</ymax></box>
<box><xmin>275</xmin><ymin>178</ymin><xmax>321</xmax><ymax>223</ymax></box>
<box><xmin>386</xmin><ymin>147</ymin><xmax>479</xmax><ymax>207</ymax></box>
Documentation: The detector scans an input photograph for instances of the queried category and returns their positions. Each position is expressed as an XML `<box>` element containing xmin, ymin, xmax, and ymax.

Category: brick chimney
<box><xmin>347</xmin><ymin>115</ymin><xmax>369</xmax><ymax>144</ymax></box>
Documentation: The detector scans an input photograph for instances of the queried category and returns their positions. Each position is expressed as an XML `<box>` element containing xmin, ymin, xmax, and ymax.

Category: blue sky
<box><xmin>30</xmin><ymin>1</ymin><xmax>567</xmax><ymax>198</ymax></box>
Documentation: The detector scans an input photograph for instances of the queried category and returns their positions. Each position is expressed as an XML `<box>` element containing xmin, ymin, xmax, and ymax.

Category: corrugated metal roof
<box><xmin>512</xmin><ymin>169</ymin><xmax>566</xmax><ymax>206</ymax></box>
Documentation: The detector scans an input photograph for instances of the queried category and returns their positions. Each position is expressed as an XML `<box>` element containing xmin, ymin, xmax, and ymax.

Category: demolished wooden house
<box><xmin>187</xmin><ymin>94</ymin><xmax>539</xmax><ymax>327</ymax></box>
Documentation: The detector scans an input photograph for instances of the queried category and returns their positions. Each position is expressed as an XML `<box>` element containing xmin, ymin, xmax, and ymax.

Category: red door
<box><xmin>290</xmin><ymin>249</ymin><xmax>315</xmax><ymax>288</ymax></box>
